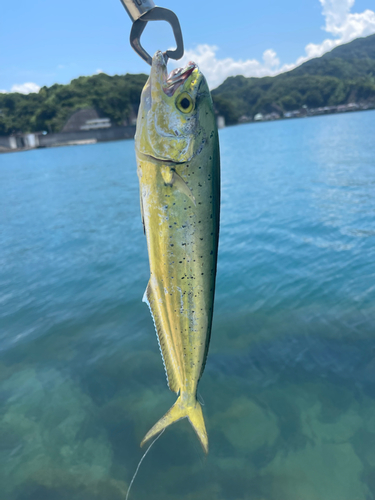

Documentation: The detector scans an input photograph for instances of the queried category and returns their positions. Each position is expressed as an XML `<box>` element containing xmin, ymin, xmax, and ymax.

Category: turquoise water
<box><xmin>1</xmin><ymin>110</ymin><xmax>375</xmax><ymax>500</ymax></box>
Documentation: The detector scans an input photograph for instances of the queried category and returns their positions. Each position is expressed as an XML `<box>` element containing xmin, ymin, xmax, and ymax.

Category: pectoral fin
<box><xmin>172</xmin><ymin>171</ymin><xmax>196</xmax><ymax>206</ymax></box>
<box><xmin>139</xmin><ymin>191</ymin><xmax>145</xmax><ymax>235</ymax></box>
<box><xmin>161</xmin><ymin>167</ymin><xmax>196</xmax><ymax>206</ymax></box>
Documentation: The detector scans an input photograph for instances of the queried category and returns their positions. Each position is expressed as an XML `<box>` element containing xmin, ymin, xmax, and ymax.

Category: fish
<box><xmin>135</xmin><ymin>51</ymin><xmax>220</xmax><ymax>454</ymax></box>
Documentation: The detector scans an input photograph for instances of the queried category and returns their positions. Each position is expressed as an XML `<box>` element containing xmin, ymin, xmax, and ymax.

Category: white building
<box><xmin>80</xmin><ymin>118</ymin><xmax>111</xmax><ymax>130</ymax></box>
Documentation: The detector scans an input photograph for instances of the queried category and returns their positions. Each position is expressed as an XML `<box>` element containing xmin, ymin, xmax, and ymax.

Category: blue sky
<box><xmin>1</xmin><ymin>0</ymin><xmax>374</xmax><ymax>92</ymax></box>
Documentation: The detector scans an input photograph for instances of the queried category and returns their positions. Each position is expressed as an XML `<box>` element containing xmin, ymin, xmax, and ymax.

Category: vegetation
<box><xmin>0</xmin><ymin>73</ymin><xmax>147</xmax><ymax>135</ymax></box>
<box><xmin>1</xmin><ymin>34</ymin><xmax>375</xmax><ymax>135</ymax></box>
<box><xmin>212</xmin><ymin>34</ymin><xmax>375</xmax><ymax>124</ymax></box>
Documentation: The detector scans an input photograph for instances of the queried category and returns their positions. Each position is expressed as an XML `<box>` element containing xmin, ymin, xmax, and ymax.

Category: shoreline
<box><xmin>1</xmin><ymin>106</ymin><xmax>374</xmax><ymax>154</ymax></box>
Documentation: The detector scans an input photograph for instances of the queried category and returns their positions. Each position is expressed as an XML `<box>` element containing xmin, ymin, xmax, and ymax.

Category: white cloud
<box><xmin>301</xmin><ymin>0</ymin><xmax>375</xmax><ymax>60</ymax></box>
<box><xmin>0</xmin><ymin>89</ymin><xmax>7</xmax><ymax>94</ymax></box>
<box><xmin>175</xmin><ymin>45</ymin><xmax>282</xmax><ymax>88</ymax></box>
<box><xmin>10</xmin><ymin>82</ymin><xmax>41</xmax><ymax>94</ymax></box>
<box><xmin>176</xmin><ymin>0</ymin><xmax>375</xmax><ymax>88</ymax></box>
<box><xmin>95</xmin><ymin>69</ymin><xmax>103</xmax><ymax>74</ymax></box>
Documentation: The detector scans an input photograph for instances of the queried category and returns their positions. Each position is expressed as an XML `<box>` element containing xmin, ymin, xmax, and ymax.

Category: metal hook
<box><xmin>119</xmin><ymin>1</ymin><xmax>184</xmax><ymax>65</ymax></box>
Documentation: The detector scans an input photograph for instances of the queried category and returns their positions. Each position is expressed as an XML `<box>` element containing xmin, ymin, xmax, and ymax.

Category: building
<box><xmin>62</xmin><ymin>108</ymin><xmax>110</xmax><ymax>132</ymax></box>
<box><xmin>80</xmin><ymin>118</ymin><xmax>111</xmax><ymax>130</ymax></box>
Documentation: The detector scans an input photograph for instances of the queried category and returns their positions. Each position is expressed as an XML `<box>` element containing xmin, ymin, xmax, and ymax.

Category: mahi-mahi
<box><xmin>135</xmin><ymin>51</ymin><xmax>220</xmax><ymax>453</ymax></box>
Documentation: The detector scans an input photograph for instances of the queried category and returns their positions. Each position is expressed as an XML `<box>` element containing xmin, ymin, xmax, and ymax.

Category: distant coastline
<box><xmin>239</xmin><ymin>100</ymin><xmax>375</xmax><ymax>124</ymax></box>
<box><xmin>1</xmin><ymin>105</ymin><xmax>374</xmax><ymax>154</ymax></box>
<box><xmin>1</xmin><ymin>33</ymin><xmax>375</xmax><ymax>152</ymax></box>
<box><xmin>0</xmin><ymin>124</ymin><xmax>136</xmax><ymax>153</ymax></box>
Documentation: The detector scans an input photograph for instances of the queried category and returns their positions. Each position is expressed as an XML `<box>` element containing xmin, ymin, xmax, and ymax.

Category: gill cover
<box><xmin>135</xmin><ymin>51</ymin><xmax>208</xmax><ymax>163</ymax></box>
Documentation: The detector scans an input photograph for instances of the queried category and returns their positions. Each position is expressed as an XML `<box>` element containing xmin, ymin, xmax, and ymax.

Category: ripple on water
<box><xmin>1</xmin><ymin>112</ymin><xmax>375</xmax><ymax>499</ymax></box>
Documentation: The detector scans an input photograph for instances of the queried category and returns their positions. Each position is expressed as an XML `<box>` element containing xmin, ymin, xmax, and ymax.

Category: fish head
<box><xmin>136</xmin><ymin>51</ymin><xmax>212</xmax><ymax>163</ymax></box>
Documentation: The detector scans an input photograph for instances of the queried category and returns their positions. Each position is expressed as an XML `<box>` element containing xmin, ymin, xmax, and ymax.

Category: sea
<box><xmin>1</xmin><ymin>109</ymin><xmax>375</xmax><ymax>500</ymax></box>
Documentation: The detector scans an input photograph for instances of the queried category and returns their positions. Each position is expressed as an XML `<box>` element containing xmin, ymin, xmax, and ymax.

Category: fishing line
<box><xmin>125</xmin><ymin>428</ymin><xmax>165</xmax><ymax>500</ymax></box>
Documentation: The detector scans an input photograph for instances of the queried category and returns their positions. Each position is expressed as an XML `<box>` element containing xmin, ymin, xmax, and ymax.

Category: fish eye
<box><xmin>176</xmin><ymin>92</ymin><xmax>194</xmax><ymax>114</ymax></box>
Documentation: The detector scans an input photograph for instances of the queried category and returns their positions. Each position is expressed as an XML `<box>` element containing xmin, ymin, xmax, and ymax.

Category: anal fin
<box><xmin>142</xmin><ymin>282</ymin><xmax>180</xmax><ymax>393</ymax></box>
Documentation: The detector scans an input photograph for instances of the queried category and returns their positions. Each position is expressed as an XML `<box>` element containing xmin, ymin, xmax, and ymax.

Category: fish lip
<box><xmin>163</xmin><ymin>62</ymin><xmax>197</xmax><ymax>96</ymax></box>
<box><xmin>151</xmin><ymin>51</ymin><xmax>197</xmax><ymax>96</ymax></box>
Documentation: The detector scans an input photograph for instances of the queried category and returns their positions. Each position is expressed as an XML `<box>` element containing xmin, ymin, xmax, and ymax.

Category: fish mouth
<box><xmin>163</xmin><ymin>62</ymin><xmax>196</xmax><ymax>96</ymax></box>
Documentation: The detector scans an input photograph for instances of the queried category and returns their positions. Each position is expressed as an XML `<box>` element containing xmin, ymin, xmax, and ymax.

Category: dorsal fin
<box><xmin>142</xmin><ymin>282</ymin><xmax>180</xmax><ymax>393</ymax></box>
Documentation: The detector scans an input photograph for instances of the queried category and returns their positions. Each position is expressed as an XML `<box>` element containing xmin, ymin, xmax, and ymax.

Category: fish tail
<box><xmin>140</xmin><ymin>395</ymin><xmax>208</xmax><ymax>454</ymax></box>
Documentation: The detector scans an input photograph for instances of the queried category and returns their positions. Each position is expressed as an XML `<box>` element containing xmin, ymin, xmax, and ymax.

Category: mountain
<box><xmin>212</xmin><ymin>34</ymin><xmax>375</xmax><ymax>124</ymax></box>
<box><xmin>1</xmin><ymin>34</ymin><xmax>375</xmax><ymax>135</ymax></box>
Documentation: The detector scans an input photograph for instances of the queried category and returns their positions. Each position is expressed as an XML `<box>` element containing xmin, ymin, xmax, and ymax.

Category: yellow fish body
<box><xmin>135</xmin><ymin>51</ymin><xmax>220</xmax><ymax>453</ymax></box>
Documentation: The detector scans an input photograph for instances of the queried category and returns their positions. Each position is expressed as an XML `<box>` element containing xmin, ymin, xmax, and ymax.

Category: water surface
<box><xmin>1</xmin><ymin>110</ymin><xmax>375</xmax><ymax>500</ymax></box>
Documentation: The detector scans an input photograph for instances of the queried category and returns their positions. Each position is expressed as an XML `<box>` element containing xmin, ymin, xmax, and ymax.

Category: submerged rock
<box><xmin>0</xmin><ymin>368</ymin><xmax>120</xmax><ymax>499</ymax></box>
<box><xmin>260</xmin><ymin>442</ymin><xmax>369</xmax><ymax>500</ymax></box>
<box><xmin>300</xmin><ymin>401</ymin><xmax>363</xmax><ymax>444</ymax></box>
<box><xmin>212</xmin><ymin>397</ymin><xmax>279</xmax><ymax>453</ymax></box>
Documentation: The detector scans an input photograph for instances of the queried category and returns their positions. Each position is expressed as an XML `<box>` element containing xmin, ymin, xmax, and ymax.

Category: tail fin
<box><xmin>140</xmin><ymin>395</ymin><xmax>208</xmax><ymax>454</ymax></box>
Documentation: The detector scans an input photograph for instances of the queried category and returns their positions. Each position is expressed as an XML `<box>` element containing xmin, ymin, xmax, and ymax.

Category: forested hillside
<box><xmin>212</xmin><ymin>34</ymin><xmax>375</xmax><ymax>124</ymax></box>
<box><xmin>1</xmin><ymin>34</ymin><xmax>375</xmax><ymax>134</ymax></box>
<box><xmin>0</xmin><ymin>73</ymin><xmax>147</xmax><ymax>135</ymax></box>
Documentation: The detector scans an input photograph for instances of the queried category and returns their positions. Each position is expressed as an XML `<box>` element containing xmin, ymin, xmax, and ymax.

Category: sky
<box><xmin>0</xmin><ymin>0</ymin><xmax>375</xmax><ymax>93</ymax></box>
